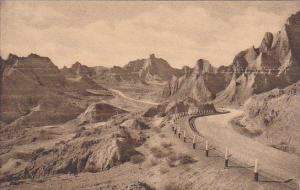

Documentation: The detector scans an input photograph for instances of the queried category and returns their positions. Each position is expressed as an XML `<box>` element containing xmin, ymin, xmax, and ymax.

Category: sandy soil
<box><xmin>1</xmin><ymin>114</ymin><xmax>296</xmax><ymax>190</ymax></box>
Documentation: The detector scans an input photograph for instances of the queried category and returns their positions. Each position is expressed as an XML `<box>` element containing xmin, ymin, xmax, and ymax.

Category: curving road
<box><xmin>193</xmin><ymin>108</ymin><xmax>300</xmax><ymax>183</ymax></box>
<box><xmin>109</xmin><ymin>88</ymin><xmax>159</xmax><ymax>106</ymax></box>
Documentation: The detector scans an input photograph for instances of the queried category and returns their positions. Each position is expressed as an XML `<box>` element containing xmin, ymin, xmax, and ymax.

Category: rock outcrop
<box><xmin>163</xmin><ymin>11</ymin><xmax>300</xmax><ymax>105</ymax></box>
<box><xmin>78</xmin><ymin>103</ymin><xmax>128</xmax><ymax>124</ymax></box>
<box><xmin>61</xmin><ymin>61</ymin><xmax>95</xmax><ymax>78</ymax></box>
<box><xmin>216</xmin><ymin>11</ymin><xmax>300</xmax><ymax>105</ymax></box>
<box><xmin>240</xmin><ymin>82</ymin><xmax>300</xmax><ymax>155</ymax></box>
<box><xmin>0</xmin><ymin>124</ymin><xmax>141</xmax><ymax>181</ymax></box>
<box><xmin>162</xmin><ymin>59</ymin><xmax>232</xmax><ymax>102</ymax></box>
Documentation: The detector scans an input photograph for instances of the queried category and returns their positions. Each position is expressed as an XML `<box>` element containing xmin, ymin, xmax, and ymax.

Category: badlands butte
<box><xmin>0</xmin><ymin>11</ymin><xmax>300</xmax><ymax>190</ymax></box>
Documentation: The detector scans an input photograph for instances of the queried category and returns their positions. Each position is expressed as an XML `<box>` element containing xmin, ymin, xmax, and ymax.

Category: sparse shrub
<box><xmin>153</xmin><ymin>127</ymin><xmax>161</xmax><ymax>133</ymax></box>
<box><xmin>93</xmin><ymin>128</ymin><xmax>102</xmax><ymax>135</ymax></box>
<box><xmin>148</xmin><ymin>158</ymin><xmax>158</xmax><ymax>166</ymax></box>
<box><xmin>150</xmin><ymin>147</ymin><xmax>168</xmax><ymax>158</ymax></box>
<box><xmin>179</xmin><ymin>155</ymin><xmax>197</xmax><ymax>165</ymax></box>
<box><xmin>163</xmin><ymin>182</ymin><xmax>181</xmax><ymax>190</ymax></box>
<box><xmin>167</xmin><ymin>153</ymin><xmax>196</xmax><ymax>167</ymax></box>
<box><xmin>35</xmin><ymin>147</ymin><xmax>45</xmax><ymax>154</ymax></box>
<box><xmin>130</xmin><ymin>154</ymin><xmax>145</xmax><ymax>164</ymax></box>
<box><xmin>159</xmin><ymin>134</ymin><xmax>166</xmax><ymax>138</ymax></box>
<box><xmin>161</xmin><ymin>142</ymin><xmax>172</xmax><ymax>148</ymax></box>
<box><xmin>167</xmin><ymin>153</ymin><xmax>178</xmax><ymax>167</ymax></box>
<box><xmin>159</xmin><ymin>167</ymin><xmax>169</xmax><ymax>174</ymax></box>
<box><xmin>31</xmin><ymin>137</ymin><xmax>37</xmax><ymax>142</ymax></box>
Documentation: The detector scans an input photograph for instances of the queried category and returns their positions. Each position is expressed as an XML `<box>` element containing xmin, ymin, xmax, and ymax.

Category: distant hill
<box><xmin>0</xmin><ymin>53</ymin><xmax>110</xmax><ymax>126</ymax></box>
<box><xmin>62</xmin><ymin>54</ymin><xmax>184</xmax><ymax>84</ymax></box>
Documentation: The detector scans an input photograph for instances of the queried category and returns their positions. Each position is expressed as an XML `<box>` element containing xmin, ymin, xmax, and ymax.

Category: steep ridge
<box><xmin>61</xmin><ymin>61</ymin><xmax>95</xmax><ymax>78</ymax></box>
<box><xmin>162</xmin><ymin>59</ymin><xmax>232</xmax><ymax>102</ymax></box>
<box><xmin>216</xmin><ymin>11</ymin><xmax>300</xmax><ymax>105</ymax></box>
<box><xmin>63</xmin><ymin>54</ymin><xmax>183</xmax><ymax>84</ymax></box>
<box><xmin>0</xmin><ymin>53</ymin><xmax>109</xmax><ymax>126</ymax></box>
<box><xmin>163</xmin><ymin>11</ymin><xmax>300</xmax><ymax>105</ymax></box>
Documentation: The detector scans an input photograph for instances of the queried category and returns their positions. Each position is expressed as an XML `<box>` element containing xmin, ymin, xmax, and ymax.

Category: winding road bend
<box><xmin>109</xmin><ymin>88</ymin><xmax>159</xmax><ymax>106</ymax></box>
<box><xmin>193</xmin><ymin>108</ymin><xmax>300</xmax><ymax>183</ymax></box>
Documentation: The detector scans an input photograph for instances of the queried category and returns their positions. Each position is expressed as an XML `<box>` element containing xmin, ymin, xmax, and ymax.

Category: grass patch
<box><xmin>163</xmin><ymin>182</ymin><xmax>181</xmax><ymax>190</ymax></box>
<box><xmin>167</xmin><ymin>153</ymin><xmax>196</xmax><ymax>167</ymax></box>
<box><xmin>150</xmin><ymin>147</ymin><xmax>169</xmax><ymax>158</ymax></box>
<box><xmin>161</xmin><ymin>142</ymin><xmax>172</xmax><ymax>149</ymax></box>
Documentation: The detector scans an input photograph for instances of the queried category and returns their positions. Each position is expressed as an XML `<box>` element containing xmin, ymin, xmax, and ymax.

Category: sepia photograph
<box><xmin>0</xmin><ymin>1</ymin><xmax>300</xmax><ymax>189</ymax></box>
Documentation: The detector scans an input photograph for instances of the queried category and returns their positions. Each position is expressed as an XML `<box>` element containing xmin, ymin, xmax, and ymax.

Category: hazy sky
<box><xmin>0</xmin><ymin>1</ymin><xmax>299</xmax><ymax>68</ymax></box>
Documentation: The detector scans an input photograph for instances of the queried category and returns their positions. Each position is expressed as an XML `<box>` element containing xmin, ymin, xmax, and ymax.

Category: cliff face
<box><xmin>0</xmin><ymin>54</ymin><xmax>109</xmax><ymax>126</ymax></box>
<box><xmin>137</xmin><ymin>54</ymin><xmax>182</xmax><ymax>82</ymax></box>
<box><xmin>216</xmin><ymin>11</ymin><xmax>300</xmax><ymax>105</ymax></box>
<box><xmin>162</xmin><ymin>59</ymin><xmax>232</xmax><ymax>102</ymax></box>
<box><xmin>241</xmin><ymin>82</ymin><xmax>300</xmax><ymax>155</ymax></box>
<box><xmin>163</xmin><ymin>11</ymin><xmax>300</xmax><ymax>105</ymax></box>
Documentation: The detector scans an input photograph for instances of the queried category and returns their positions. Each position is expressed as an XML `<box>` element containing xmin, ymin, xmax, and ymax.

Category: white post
<box><xmin>205</xmin><ymin>140</ymin><xmax>209</xmax><ymax>156</ymax></box>
<box><xmin>225</xmin><ymin>147</ymin><xmax>229</xmax><ymax>167</ymax></box>
<box><xmin>254</xmin><ymin>159</ymin><xmax>259</xmax><ymax>181</ymax></box>
<box><xmin>254</xmin><ymin>159</ymin><xmax>258</xmax><ymax>173</ymax></box>
<box><xmin>192</xmin><ymin>134</ymin><xmax>196</xmax><ymax>149</ymax></box>
<box><xmin>225</xmin><ymin>147</ymin><xmax>228</xmax><ymax>160</ymax></box>
<box><xmin>183</xmin><ymin>130</ymin><xmax>186</xmax><ymax>138</ymax></box>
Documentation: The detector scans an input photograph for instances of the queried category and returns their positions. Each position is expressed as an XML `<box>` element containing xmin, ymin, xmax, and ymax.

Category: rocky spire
<box><xmin>260</xmin><ymin>32</ymin><xmax>274</xmax><ymax>53</ymax></box>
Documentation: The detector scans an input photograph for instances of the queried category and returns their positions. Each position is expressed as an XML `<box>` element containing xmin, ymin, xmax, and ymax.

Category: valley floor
<box><xmin>1</xmin><ymin>89</ymin><xmax>299</xmax><ymax>190</ymax></box>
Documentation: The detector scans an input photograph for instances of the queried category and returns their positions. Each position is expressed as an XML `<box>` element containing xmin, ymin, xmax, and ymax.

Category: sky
<box><xmin>0</xmin><ymin>1</ymin><xmax>299</xmax><ymax>68</ymax></box>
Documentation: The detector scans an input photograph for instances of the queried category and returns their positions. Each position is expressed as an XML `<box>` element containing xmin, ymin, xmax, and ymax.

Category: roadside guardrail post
<box><xmin>254</xmin><ymin>159</ymin><xmax>259</xmax><ymax>181</ymax></box>
<box><xmin>205</xmin><ymin>140</ymin><xmax>209</xmax><ymax>157</ymax></box>
<box><xmin>192</xmin><ymin>134</ymin><xmax>196</xmax><ymax>149</ymax></box>
<box><xmin>225</xmin><ymin>147</ymin><xmax>229</xmax><ymax>167</ymax></box>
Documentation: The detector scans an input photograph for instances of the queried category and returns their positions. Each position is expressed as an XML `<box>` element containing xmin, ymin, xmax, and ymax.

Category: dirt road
<box><xmin>194</xmin><ymin>108</ymin><xmax>300</xmax><ymax>184</ymax></box>
<box><xmin>109</xmin><ymin>88</ymin><xmax>159</xmax><ymax>105</ymax></box>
